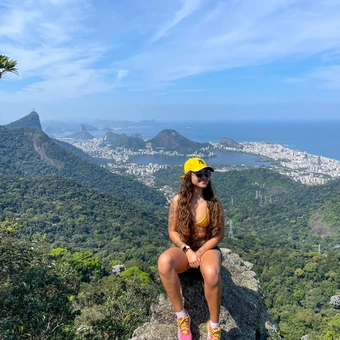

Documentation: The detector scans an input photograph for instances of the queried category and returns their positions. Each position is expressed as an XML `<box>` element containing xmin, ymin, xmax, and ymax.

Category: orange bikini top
<box><xmin>195</xmin><ymin>209</ymin><xmax>210</xmax><ymax>228</ymax></box>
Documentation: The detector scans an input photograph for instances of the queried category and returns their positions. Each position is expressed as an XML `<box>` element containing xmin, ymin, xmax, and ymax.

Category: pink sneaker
<box><xmin>207</xmin><ymin>321</ymin><xmax>221</xmax><ymax>340</ymax></box>
<box><xmin>177</xmin><ymin>310</ymin><xmax>192</xmax><ymax>340</ymax></box>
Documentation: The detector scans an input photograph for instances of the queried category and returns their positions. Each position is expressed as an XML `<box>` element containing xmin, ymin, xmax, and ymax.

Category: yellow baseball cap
<box><xmin>180</xmin><ymin>157</ymin><xmax>214</xmax><ymax>178</ymax></box>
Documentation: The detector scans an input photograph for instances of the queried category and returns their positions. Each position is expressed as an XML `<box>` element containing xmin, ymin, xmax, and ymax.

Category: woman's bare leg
<box><xmin>199</xmin><ymin>249</ymin><xmax>222</xmax><ymax>323</ymax></box>
<box><xmin>158</xmin><ymin>248</ymin><xmax>189</xmax><ymax>312</ymax></box>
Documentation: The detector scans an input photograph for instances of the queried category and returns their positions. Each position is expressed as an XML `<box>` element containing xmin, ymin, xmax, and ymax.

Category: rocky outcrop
<box><xmin>131</xmin><ymin>248</ymin><xmax>279</xmax><ymax>340</ymax></box>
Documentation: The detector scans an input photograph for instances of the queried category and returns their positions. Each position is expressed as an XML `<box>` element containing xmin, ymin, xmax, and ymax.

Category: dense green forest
<box><xmin>0</xmin><ymin>220</ymin><xmax>160</xmax><ymax>339</ymax></box>
<box><xmin>1</xmin><ymin>123</ymin><xmax>340</xmax><ymax>339</ymax></box>
<box><xmin>0</xmin><ymin>173</ymin><xmax>168</xmax><ymax>265</ymax></box>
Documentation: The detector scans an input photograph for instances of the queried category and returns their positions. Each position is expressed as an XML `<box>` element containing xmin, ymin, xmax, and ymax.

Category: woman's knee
<box><xmin>201</xmin><ymin>265</ymin><xmax>221</xmax><ymax>286</ymax></box>
<box><xmin>158</xmin><ymin>249</ymin><xmax>188</xmax><ymax>275</ymax></box>
<box><xmin>158</xmin><ymin>252</ymin><xmax>175</xmax><ymax>274</ymax></box>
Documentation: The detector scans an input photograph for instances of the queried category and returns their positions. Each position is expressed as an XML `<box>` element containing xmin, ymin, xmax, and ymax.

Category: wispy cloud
<box><xmin>0</xmin><ymin>0</ymin><xmax>114</xmax><ymax>100</ymax></box>
<box><xmin>151</xmin><ymin>0</ymin><xmax>204</xmax><ymax>42</ymax></box>
<box><xmin>119</xmin><ymin>0</ymin><xmax>340</xmax><ymax>84</ymax></box>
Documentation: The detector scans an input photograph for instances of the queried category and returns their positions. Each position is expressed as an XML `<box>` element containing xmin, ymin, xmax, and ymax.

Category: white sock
<box><xmin>210</xmin><ymin>321</ymin><xmax>220</xmax><ymax>328</ymax></box>
<box><xmin>176</xmin><ymin>310</ymin><xmax>187</xmax><ymax>318</ymax></box>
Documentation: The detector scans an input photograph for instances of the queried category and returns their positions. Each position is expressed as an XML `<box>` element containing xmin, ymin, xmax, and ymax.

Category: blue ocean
<box><xmin>105</xmin><ymin>120</ymin><xmax>340</xmax><ymax>162</ymax></box>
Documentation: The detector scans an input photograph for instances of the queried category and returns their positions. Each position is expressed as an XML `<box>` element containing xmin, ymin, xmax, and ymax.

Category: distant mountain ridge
<box><xmin>101</xmin><ymin>128</ymin><xmax>211</xmax><ymax>154</ymax></box>
<box><xmin>8</xmin><ymin>110</ymin><xmax>240</xmax><ymax>156</ymax></box>
<box><xmin>42</xmin><ymin>116</ymin><xmax>241</xmax><ymax>152</ymax></box>
<box><xmin>41</xmin><ymin>118</ymin><xmax>164</xmax><ymax>135</ymax></box>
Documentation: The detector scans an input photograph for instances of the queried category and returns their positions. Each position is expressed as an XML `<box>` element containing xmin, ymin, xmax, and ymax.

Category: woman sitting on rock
<box><xmin>158</xmin><ymin>157</ymin><xmax>225</xmax><ymax>340</ymax></box>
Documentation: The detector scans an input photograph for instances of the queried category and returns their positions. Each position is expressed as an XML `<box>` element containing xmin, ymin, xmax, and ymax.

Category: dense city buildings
<box><xmin>237</xmin><ymin>142</ymin><xmax>340</xmax><ymax>185</ymax></box>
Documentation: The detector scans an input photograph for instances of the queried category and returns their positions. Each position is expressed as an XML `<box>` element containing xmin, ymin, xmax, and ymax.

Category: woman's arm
<box><xmin>168</xmin><ymin>195</ymin><xmax>184</xmax><ymax>248</ymax></box>
<box><xmin>168</xmin><ymin>195</ymin><xmax>201</xmax><ymax>268</ymax></box>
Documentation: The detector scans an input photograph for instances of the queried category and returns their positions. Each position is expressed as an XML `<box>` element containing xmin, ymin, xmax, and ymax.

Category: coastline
<box><xmin>222</xmin><ymin>141</ymin><xmax>340</xmax><ymax>185</ymax></box>
<box><xmin>49</xmin><ymin>120</ymin><xmax>340</xmax><ymax>161</ymax></box>
<box><xmin>65</xmin><ymin>136</ymin><xmax>340</xmax><ymax>186</ymax></box>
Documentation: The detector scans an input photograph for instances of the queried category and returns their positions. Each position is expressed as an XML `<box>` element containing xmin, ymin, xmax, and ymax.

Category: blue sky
<box><xmin>1</xmin><ymin>0</ymin><xmax>340</xmax><ymax>124</ymax></box>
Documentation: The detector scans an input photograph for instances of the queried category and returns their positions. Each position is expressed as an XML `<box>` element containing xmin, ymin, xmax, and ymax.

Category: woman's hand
<box><xmin>186</xmin><ymin>250</ymin><xmax>201</xmax><ymax>268</ymax></box>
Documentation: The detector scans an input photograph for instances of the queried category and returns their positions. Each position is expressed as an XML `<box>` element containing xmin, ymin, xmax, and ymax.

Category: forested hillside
<box><xmin>0</xmin><ymin>173</ymin><xmax>168</xmax><ymax>264</ymax></box>
<box><xmin>1</xmin><ymin>119</ymin><xmax>340</xmax><ymax>338</ymax></box>
<box><xmin>0</xmin><ymin>126</ymin><xmax>166</xmax><ymax>208</ymax></box>
<box><xmin>0</xmin><ymin>123</ymin><xmax>169</xmax><ymax>339</ymax></box>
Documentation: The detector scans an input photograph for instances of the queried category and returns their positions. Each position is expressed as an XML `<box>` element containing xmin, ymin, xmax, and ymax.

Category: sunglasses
<box><xmin>192</xmin><ymin>170</ymin><xmax>212</xmax><ymax>178</ymax></box>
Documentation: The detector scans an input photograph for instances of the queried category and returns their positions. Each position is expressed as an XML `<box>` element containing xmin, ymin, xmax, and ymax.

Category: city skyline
<box><xmin>1</xmin><ymin>0</ymin><xmax>340</xmax><ymax>124</ymax></box>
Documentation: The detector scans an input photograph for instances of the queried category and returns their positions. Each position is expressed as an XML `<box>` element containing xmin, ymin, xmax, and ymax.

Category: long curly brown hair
<box><xmin>176</xmin><ymin>171</ymin><xmax>224</xmax><ymax>248</ymax></box>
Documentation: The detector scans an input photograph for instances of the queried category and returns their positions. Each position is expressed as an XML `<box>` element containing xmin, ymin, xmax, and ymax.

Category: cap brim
<box><xmin>179</xmin><ymin>166</ymin><xmax>214</xmax><ymax>178</ymax></box>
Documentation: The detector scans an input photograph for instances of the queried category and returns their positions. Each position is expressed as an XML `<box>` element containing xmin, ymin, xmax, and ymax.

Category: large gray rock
<box><xmin>330</xmin><ymin>294</ymin><xmax>340</xmax><ymax>309</ymax></box>
<box><xmin>131</xmin><ymin>248</ymin><xmax>280</xmax><ymax>340</ymax></box>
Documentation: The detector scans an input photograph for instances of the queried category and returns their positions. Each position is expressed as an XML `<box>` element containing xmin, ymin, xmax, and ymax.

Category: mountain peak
<box><xmin>5</xmin><ymin>110</ymin><xmax>42</xmax><ymax>131</ymax></box>
<box><xmin>79</xmin><ymin>124</ymin><xmax>88</xmax><ymax>132</ymax></box>
<box><xmin>147</xmin><ymin>129</ymin><xmax>207</xmax><ymax>152</ymax></box>
<box><xmin>103</xmin><ymin>131</ymin><xmax>146</xmax><ymax>151</ymax></box>
<box><xmin>66</xmin><ymin>124</ymin><xmax>95</xmax><ymax>140</ymax></box>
